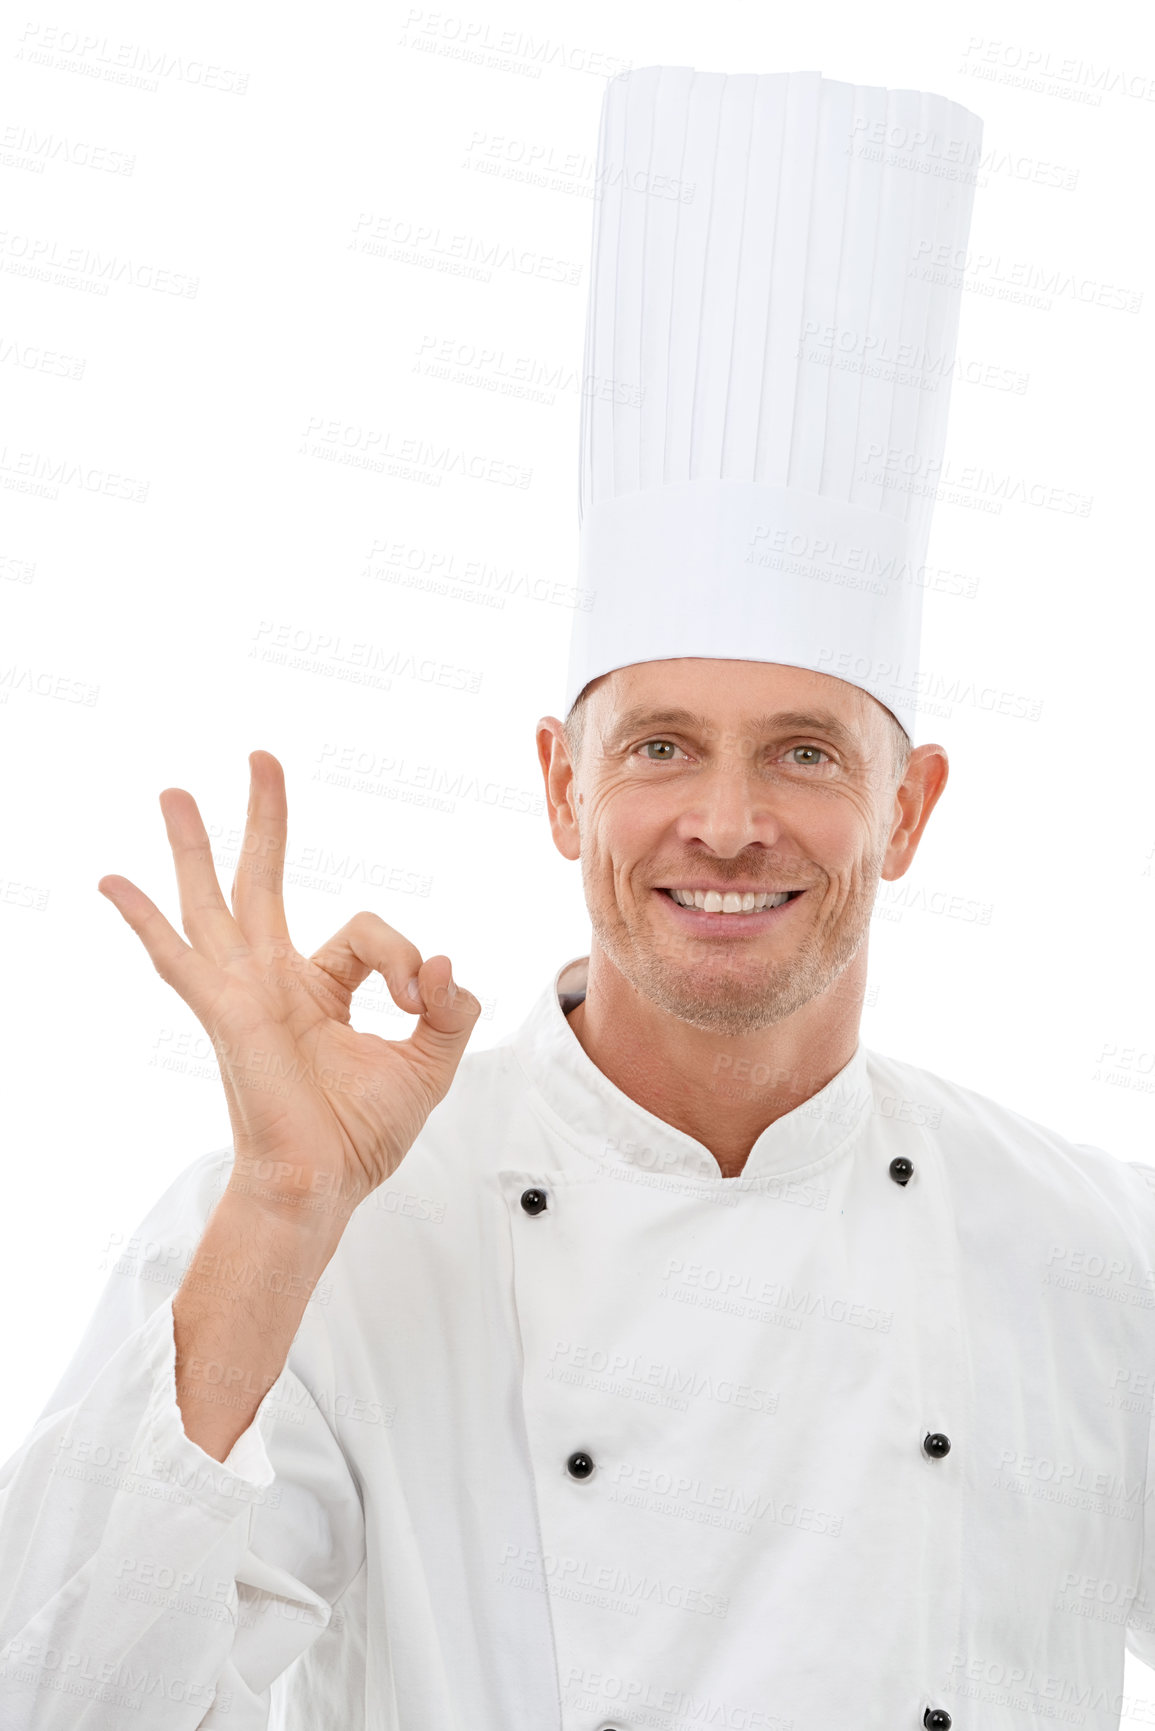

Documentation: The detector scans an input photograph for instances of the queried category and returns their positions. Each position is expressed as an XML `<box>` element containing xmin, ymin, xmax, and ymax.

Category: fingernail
<box><xmin>406</xmin><ymin>976</ymin><xmax>420</xmax><ymax>1002</ymax></box>
<box><xmin>447</xmin><ymin>979</ymin><xmax>457</xmax><ymax>1003</ymax></box>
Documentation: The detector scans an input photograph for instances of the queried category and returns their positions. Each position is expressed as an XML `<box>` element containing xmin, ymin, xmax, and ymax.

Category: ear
<box><xmin>880</xmin><ymin>744</ymin><xmax>949</xmax><ymax>882</ymax></box>
<box><xmin>536</xmin><ymin>717</ymin><xmax>582</xmax><ymax>862</ymax></box>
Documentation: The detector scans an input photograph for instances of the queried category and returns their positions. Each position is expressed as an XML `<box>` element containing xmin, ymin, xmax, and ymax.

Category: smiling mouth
<box><xmin>659</xmin><ymin>888</ymin><xmax>805</xmax><ymax>915</ymax></box>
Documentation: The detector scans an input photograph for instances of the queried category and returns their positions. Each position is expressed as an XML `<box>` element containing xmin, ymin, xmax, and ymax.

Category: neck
<box><xmin>564</xmin><ymin>943</ymin><xmax>865</xmax><ymax>1178</ymax></box>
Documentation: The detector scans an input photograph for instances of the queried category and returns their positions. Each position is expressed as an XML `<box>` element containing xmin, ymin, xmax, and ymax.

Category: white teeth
<box><xmin>667</xmin><ymin>888</ymin><xmax>796</xmax><ymax>913</ymax></box>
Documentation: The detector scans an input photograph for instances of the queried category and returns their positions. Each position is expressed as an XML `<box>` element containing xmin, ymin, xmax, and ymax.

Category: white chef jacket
<box><xmin>4</xmin><ymin>954</ymin><xmax>1155</xmax><ymax>1731</ymax></box>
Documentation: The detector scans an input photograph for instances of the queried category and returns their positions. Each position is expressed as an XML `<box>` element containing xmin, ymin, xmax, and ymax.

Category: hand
<box><xmin>98</xmin><ymin>750</ymin><xmax>481</xmax><ymax>1232</ymax></box>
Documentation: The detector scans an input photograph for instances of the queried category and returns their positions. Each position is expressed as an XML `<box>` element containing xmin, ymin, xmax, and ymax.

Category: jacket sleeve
<box><xmin>1125</xmin><ymin>1160</ymin><xmax>1155</xmax><ymax>1672</ymax></box>
<box><xmin>0</xmin><ymin>1150</ymin><xmax>367</xmax><ymax>1729</ymax></box>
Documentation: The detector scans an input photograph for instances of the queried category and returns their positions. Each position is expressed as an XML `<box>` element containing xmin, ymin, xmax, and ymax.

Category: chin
<box><xmin>599</xmin><ymin>902</ymin><xmax>868</xmax><ymax>1035</ymax></box>
<box><xmin>625</xmin><ymin>946</ymin><xmax>828</xmax><ymax>1035</ymax></box>
<box><xmin>660</xmin><ymin>975</ymin><xmax>819</xmax><ymax>1035</ymax></box>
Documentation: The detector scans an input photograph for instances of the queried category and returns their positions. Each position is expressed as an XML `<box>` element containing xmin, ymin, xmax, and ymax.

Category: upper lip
<box><xmin>658</xmin><ymin>884</ymin><xmax>803</xmax><ymax>895</ymax></box>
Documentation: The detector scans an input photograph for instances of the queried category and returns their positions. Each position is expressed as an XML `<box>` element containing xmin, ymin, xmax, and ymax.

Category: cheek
<box><xmin>583</xmin><ymin>780</ymin><xmax>668</xmax><ymax>852</ymax></box>
<box><xmin>798</xmin><ymin>799</ymin><xmax>874</xmax><ymax>867</ymax></box>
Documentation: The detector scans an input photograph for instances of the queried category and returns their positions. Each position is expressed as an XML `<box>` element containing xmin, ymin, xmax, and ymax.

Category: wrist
<box><xmin>223</xmin><ymin>1153</ymin><xmax>363</xmax><ymax>1238</ymax></box>
<box><xmin>213</xmin><ymin>1181</ymin><xmax>354</xmax><ymax>1269</ymax></box>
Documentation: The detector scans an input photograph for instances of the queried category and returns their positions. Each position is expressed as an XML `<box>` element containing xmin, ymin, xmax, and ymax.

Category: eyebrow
<box><xmin>600</xmin><ymin>706</ymin><xmax>863</xmax><ymax>755</ymax></box>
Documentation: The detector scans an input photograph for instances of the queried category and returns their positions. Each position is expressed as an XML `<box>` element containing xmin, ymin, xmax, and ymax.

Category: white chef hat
<box><xmin>566</xmin><ymin>67</ymin><xmax>983</xmax><ymax>741</ymax></box>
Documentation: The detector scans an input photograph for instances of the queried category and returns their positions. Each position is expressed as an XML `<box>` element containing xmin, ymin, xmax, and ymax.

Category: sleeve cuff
<box><xmin>142</xmin><ymin>1294</ymin><xmax>278</xmax><ymax>1498</ymax></box>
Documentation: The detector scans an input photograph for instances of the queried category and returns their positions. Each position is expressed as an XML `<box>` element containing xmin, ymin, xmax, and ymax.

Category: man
<box><xmin>3</xmin><ymin>65</ymin><xmax>1154</xmax><ymax>1731</ymax></box>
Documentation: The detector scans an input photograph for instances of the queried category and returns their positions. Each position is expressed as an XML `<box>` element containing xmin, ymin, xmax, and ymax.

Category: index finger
<box><xmin>98</xmin><ymin>873</ymin><xmax>225</xmax><ymax>1023</ymax></box>
<box><xmin>230</xmin><ymin>750</ymin><xmax>291</xmax><ymax>945</ymax></box>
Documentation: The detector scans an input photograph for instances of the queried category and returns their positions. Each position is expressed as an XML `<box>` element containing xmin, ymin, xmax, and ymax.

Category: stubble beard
<box><xmin>584</xmin><ymin>848</ymin><xmax>884</xmax><ymax>1037</ymax></box>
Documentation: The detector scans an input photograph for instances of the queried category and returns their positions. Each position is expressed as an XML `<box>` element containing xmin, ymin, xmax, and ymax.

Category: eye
<box><xmin>637</xmin><ymin>739</ymin><xmax>682</xmax><ymax>761</ymax></box>
<box><xmin>786</xmin><ymin>745</ymin><xmax>831</xmax><ymax>767</ymax></box>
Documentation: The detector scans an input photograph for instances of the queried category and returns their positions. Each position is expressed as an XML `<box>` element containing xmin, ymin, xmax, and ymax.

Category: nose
<box><xmin>672</xmin><ymin>762</ymin><xmax>785</xmax><ymax>857</ymax></box>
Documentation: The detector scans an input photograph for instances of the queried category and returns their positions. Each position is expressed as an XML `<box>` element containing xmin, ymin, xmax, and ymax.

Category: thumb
<box><xmin>404</xmin><ymin>954</ymin><xmax>482</xmax><ymax>1077</ymax></box>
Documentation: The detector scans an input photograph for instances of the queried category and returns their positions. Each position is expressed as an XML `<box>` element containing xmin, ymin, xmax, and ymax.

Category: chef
<box><xmin>3</xmin><ymin>64</ymin><xmax>1155</xmax><ymax>1731</ymax></box>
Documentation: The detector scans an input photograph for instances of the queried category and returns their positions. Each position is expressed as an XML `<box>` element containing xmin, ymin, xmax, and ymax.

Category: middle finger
<box><xmin>230</xmin><ymin>750</ymin><xmax>291</xmax><ymax>946</ymax></box>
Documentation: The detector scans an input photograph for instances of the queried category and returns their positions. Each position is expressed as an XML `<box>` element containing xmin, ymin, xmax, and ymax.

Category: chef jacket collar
<box><xmin>509</xmin><ymin>955</ymin><xmax>873</xmax><ymax>1185</ymax></box>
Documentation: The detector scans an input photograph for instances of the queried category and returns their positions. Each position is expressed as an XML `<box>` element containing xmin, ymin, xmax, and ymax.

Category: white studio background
<box><xmin>2</xmin><ymin>0</ymin><xmax>1154</xmax><ymax>1700</ymax></box>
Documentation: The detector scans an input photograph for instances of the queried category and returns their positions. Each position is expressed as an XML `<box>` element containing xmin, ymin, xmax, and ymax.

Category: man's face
<box><xmin>539</xmin><ymin>658</ymin><xmax>936</xmax><ymax>1037</ymax></box>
